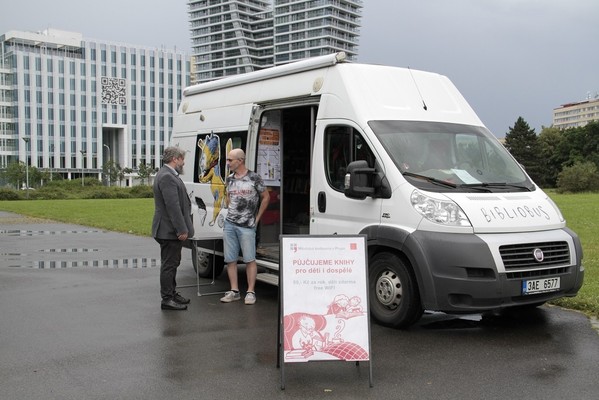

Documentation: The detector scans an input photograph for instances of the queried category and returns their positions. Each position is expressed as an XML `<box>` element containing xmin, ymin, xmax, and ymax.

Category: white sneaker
<box><xmin>220</xmin><ymin>291</ymin><xmax>241</xmax><ymax>303</ymax></box>
<box><xmin>244</xmin><ymin>292</ymin><xmax>256</xmax><ymax>305</ymax></box>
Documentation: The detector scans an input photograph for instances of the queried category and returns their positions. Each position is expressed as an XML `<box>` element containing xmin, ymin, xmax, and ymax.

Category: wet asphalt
<box><xmin>1</xmin><ymin>210</ymin><xmax>598</xmax><ymax>400</ymax></box>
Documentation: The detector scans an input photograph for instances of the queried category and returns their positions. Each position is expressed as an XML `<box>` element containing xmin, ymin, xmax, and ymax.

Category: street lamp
<box><xmin>49</xmin><ymin>143</ymin><xmax>54</xmax><ymax>181</ymax></box>
<box><xmin>80</xmin><ymin>149</ymin><xmax>86</xmax><ymax>187</ymax></box>
<box><xmin>103</xmin><ymin>144</ymin><xmax>111</xmax><ymax>187</ymax></box>
<box><xmin>22</xmin><ymin>137</ymin><xmax>30</xmax><ymax>199</ymax></box>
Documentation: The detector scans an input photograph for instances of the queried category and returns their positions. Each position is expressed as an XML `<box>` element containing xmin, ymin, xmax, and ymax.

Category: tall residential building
<box><xmin>0</xmin><ymin>29</ymin><xmax>190</xmax><ymax>184</ymax></box>
<box><xmin>553</xmin><ymin>95</ymin><xmax>599</xmax><ymax>130</ymax></box>
<box><xmin>188</xmin><ymin>0</ymin><xmax>362</xmax><ymax>83</ymax></box>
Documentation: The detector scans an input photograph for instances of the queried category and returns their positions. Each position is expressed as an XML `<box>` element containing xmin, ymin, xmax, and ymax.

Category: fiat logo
<box><xmin>533</xmin><ymin>248</ymin><xmax>544</xmax><ymax>262</ymax></box>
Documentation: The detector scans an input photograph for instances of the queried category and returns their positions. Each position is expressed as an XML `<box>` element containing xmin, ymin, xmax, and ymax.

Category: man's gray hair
<box><xmin>162</xmin><ymin>146</ymin><xmax>186</xmax><ymax>163</ymax></box>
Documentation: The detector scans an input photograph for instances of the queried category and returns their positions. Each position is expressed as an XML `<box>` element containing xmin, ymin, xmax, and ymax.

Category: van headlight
<box><xmin>410</xmin><ymin>189</ymin><xmax>471</xmax><ymax>226</ymax></box>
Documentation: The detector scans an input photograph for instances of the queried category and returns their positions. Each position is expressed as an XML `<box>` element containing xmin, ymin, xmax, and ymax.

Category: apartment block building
<box><xmin>553</xmin><ymin>96</ymin><xmax>599</xmax><ymax>130</ymax></box>
<box><xmin>0</xmin><ymin>29</ymin><xmax>190</xmax><ymax>184</ymax></box>
<box><xmin>189</xmin><ymin>0</ymin><xmax>363</xmax><ymax>83</ymax></box>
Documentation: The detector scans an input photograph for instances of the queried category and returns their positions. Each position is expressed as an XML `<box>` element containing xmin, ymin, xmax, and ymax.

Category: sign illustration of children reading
<box><xmin>326</xmin><ymin>294</ymin><xmax>364</xmax><ymax>319</ymax></box>
<box><xmin>283</xmin><ymin>293</ymin><xmax>368</xmax><ymax>362</ymax></box>
<box><xmin>290</xmin><ymin>315</ymin><xmax>329</xmax><ymax>358</ymax></box>
<box><xmin>280</xmin><ymin>235</ymin><xmax>371</xmax><ymax>367</ymax></box>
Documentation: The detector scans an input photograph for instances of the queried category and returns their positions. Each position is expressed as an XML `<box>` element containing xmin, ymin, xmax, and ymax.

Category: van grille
<box><xmin>499</xmin><ymin>241</ymin><xmax>570</xmax><ymax>270</ymax></box>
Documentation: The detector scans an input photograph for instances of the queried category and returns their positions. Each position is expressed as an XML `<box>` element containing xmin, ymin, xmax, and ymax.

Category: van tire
<box><xmin>369</xmin><ymin>252</ymin><xmax>423</xmax><ymax>328</ymax></box>
<box><xmin>191</xmin><ymin>244</ymin><xmax>224</xmax><ymax>278</ymax></box>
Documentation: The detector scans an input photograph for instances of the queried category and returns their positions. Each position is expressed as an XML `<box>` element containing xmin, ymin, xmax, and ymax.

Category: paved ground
<box><xmin>1</xmin><ymin>210</ymin><xmax>598</xmax><ymax>400</ymax></box>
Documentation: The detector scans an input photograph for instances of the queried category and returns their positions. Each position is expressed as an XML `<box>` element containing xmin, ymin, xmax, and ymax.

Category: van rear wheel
<box><xmin>191</xmin><ymin>243</ymin><xmax>224</xmax><ymax>278</ymax></box>
<box><xmin>369</xmin><ymin>252</ymin><xmax>423</xmax><ymax>328</ymax></box>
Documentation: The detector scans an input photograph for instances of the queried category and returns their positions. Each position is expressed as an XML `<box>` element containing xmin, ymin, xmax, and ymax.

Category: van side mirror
<box><xmin>344</xmin><ymin>160</ymin><xmax>392</xmax><ymax>200</ymax></box>
<box><xmin>344</xmin><ymin>160</ymin><xmax>375</xmax><ymax>199</ymax></box>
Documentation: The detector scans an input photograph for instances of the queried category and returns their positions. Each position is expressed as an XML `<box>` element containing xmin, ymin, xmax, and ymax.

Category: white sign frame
<box><xmin>278</xmin><ymin>234</ymin><xmax>373</xmax><ymax>389</ymax></box>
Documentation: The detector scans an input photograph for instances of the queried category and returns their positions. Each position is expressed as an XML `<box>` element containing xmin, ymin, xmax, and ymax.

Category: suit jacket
<box><xmin>152</xmin><ymin>165</ymin><xmax>194</xmax><ymax>240</ymax></box>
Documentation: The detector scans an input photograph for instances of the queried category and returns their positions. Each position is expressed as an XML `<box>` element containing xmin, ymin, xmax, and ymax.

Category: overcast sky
<box><xmin>2</xmin><ymin>0</ymin><xmax>598</xmax><ymax>137</ymax></box>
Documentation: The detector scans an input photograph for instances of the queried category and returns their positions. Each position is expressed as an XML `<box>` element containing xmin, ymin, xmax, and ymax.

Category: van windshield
<box><xmin>368</xmin><ymin>120</ymin><xmax>534</xmax><ymax>192</ymax></box>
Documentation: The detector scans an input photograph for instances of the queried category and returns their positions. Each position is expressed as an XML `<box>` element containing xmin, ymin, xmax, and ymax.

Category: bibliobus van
<box><xmin>171</xmin><ymin>52</ymin><xmax>584</xmax><ymax>327</ymax></box>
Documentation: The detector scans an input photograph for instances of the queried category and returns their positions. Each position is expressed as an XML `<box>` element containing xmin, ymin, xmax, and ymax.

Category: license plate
<box><xmin>522</xmin><ymin>277</ymin><xmax>560</xmax><ymax>295</ymax></box>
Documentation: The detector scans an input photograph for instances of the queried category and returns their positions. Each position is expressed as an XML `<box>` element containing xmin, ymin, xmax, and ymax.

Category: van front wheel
<box><xmin>191</xmin><ymin>243</ymin><xmax>224</xmax><ymax>278</ymax></box>
<box><xmin>369</xmin><ymin>252</ymin><xmax>423</xmax><ymax>328</ymax></box>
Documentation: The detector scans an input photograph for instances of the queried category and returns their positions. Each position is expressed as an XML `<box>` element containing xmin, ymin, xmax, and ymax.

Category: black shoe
<box><xmin>174</xmin><ymin>292</ymin><xmax>190</xmax><ymax>304</ymax></box>
<box><xmin>161</xmin><ymin>299</ymin><xmax>187</xmax><ymax>310</ymax></box>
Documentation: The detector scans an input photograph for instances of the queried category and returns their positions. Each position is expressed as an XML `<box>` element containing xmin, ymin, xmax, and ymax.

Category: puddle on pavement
<box><xmin>1</xmin><ymin>229</ymin><xmax>159</xmax><ymax>268</ymax></box>
<box><xmin>40</xmin><ymin>248</ymin><xmax>99</xmax><ymax>253</ymax></box>
<box><xmin>421</xmin><ymin>312</ymin><xmax>483</xmax><ymax>330</ymax></box>
<box><xmin>18</xmin><ymin>258</ymin><xmax>161</xmax><ymax>269</ymax></box>
<box><xmin>3</xmin><ymin>258</ymin><xmax>159</xmax><ymax>269</ymax></box>
<box><xmin>0</xmin><ymin>229</ymin><xmax>103</xmax><ymax>236</ymax></box>
<box><xmin>32</xmin><ymin>258</ymin><xmax>160</xmax><ymax>269</ymax></box>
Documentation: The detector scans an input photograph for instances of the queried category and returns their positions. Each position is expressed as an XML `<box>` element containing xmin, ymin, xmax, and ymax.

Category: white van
<box><xmin>171</xmin><ymin>52</ymin><xmax>584</xmax><ymax>327</ymax></box>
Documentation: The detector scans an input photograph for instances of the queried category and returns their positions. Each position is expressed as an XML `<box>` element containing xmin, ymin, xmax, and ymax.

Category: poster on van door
<box><xmin>257</xmin><ymin>110</ymin><xmax>281</xmax><ymax>187</ymax></box>
<box><xmin>280</xmin><ymin>235</ymin><xmax>371</xmax><ymax>364</ymax></box>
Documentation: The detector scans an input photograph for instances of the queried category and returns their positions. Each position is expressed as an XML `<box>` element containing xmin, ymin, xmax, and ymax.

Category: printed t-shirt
<box><xmin>225</xmin><ymin>170</ymin><xmax>265</xmax><ymax>228</ymax></box>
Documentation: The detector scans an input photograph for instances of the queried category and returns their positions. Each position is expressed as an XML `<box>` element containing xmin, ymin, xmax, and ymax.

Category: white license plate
<box><xmin>522</xmin><ymin>277</ymin><xmax>560</xmax><ymax>295</ymax></box>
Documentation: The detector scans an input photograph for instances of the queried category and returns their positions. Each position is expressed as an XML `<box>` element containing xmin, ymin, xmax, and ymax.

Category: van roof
<box><xmin>180</xmin><ymin>52</ymin><xmax>484</xmax><ymax>128</ymax></box>
<box><xmin>184</xmin><ymin>52</ymin><xmax>348</xmax><ymax>96</ymax></box>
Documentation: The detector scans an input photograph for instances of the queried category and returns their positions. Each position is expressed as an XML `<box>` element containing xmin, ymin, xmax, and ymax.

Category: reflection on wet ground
<box><xmin>40</xmin><ymin>248</ymin><xmax>99</xmax><ymax>253</ymax></box>
<box><xmin>31</xmin><ymin>258</ymin><xmax>159</xmax><ymax>269</ymax></box>
<box><xmin>0</xmin><ymin>227</ymin><xmax>159</xmax><ymax>269</ymax></box>
<box><xmin>0</xmin><ymin>229</ymin><xmax>102</xmax><ymax>236</ymax></box>
<box><xmin>420</xmin><ymin>306</ymin><xmax>550</xmax><ymax>330</ymax></box>
<box><xmin>3</xmin><ymin>257</ymin><xmax>159</xmax><ymax>269</ymax></box>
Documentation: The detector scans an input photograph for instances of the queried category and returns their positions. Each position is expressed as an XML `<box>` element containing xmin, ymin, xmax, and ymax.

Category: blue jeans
<box><xmin>223</xmin><ymin>220</ymin><xmax>256</xmax><ymax>263</ymax></box>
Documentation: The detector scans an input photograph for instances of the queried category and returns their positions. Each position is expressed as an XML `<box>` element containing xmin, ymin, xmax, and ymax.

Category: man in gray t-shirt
<box><xmin>226</xmin><ymin>169</ymin><xmax>265</xmax><ymax>228</ymax></box>
<box><xmin>220</xmin><ymin>148</ymin><xmax>270</xmax><ymax>305</ymax></box>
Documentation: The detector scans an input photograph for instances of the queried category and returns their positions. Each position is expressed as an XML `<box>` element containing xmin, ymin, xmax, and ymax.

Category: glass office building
<box><xmin>0</xmin><ymin>29</ymin><xmax>190</xmax><ymax>184</ymax></box>
<box><xmin>189</xmin><ymin>0</ymin><xmax>362</xmax><ymax>83</ymax></box>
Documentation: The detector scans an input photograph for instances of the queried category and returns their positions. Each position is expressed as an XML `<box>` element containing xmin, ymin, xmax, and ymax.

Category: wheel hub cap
<box><xmin>375</xmin><ymin>270</ymin><xmax>402</xmax><ymax>309</ymax></box>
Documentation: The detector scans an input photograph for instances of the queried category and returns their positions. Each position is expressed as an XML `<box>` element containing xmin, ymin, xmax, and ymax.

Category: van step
<box><xmin>256</xmin><ymin>272</ymin><xmax>279</xmax><ymax>286</ymax></box>
<box><xmin>256</xmin><ymin>258</ymin><xmax>279</xmax><ymax>271</ymax></box>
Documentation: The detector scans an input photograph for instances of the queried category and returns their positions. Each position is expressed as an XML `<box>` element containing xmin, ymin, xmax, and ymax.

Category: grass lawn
<box><xmin>0</xmin><ymin>198</ymin><xmax>154</xmax><ymax>237</ymax></box>
<box><xmin>0</xmin><ymin>193</ymin><xmax>597</xmax><ymax>319</ymax></box>
<box><xmin>546</xmin><ymin>192</ymin><xmax>598</xmax><ymax>318</ymax></box>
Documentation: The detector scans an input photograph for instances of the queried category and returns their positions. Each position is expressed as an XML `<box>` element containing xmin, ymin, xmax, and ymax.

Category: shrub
<box><xmin>0</xmin><ymin>183</ymin><xmax>154</xmax><ymax>200</ymax></box>
<box><xmin>0</xmin><ymin>188</ymin><xmax>20</xmax><ymax>200</ymax></box>
<box><xmin>86</xmin><ymin>189</ymin><xmax>114</xmax><ymax>199</ymax></box>
<box><xmin>129</xmin><ymin>185</ymin><xmax>154</xmax><ymax>198</ymax></box>
<box><xmin>556</xmin><ymin>161</ymin><xmax>599</xmax><ymax>193</ymax></box>
<box><xmin>29</xmin><ymin>187</ymin><xmax>70</xmax><ymax>200</ymax></box>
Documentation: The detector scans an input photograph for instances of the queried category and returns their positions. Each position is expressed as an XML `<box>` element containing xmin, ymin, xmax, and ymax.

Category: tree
<box><xmin>537</xmin><ymin>127</ymin><xmax>567</xmax><ymax>187</ymax></box>
<box><xmin>1</xmin><ymin>161</ymin><xmax>26</xmax><ymax>189</ymax></box>
<box><xmin>136</xmin><ymin>162</ymin><xmax>157</xmax><ymax>185</ymax></box>
<box><xmin>102</xmin><ymin>160</ymin><xmax>121</xmax><ymax>186</ymax></box>
<box><xmin>504</xmin><ymin>117</ymin><xmax>542</xmax><ymax>184</ymax></box>
<box><xmin>118</xmin><ymin>167</ymin><xmax>133</xmax><ymax>187</ymax></box>
<box><xmin>556</xmin><ymin>161</ymin><xmax>599</xmax><ymax>193</ymax></box>
<box><xmin>581</xmin><ymin>121</ymin><xmax>599</xmax><ymax>167</ymax></box>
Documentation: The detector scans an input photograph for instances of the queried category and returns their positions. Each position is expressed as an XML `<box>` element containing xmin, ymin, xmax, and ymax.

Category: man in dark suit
<box><xmin>152</xmin><ymin>146</ymin><xmax>194</xmax><ymax>310</ymax></box>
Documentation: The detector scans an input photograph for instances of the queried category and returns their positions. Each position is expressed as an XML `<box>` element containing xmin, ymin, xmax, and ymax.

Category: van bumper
<box><xmin>404</xmin><ymin>228</ymin><xmax>584</xmax><ymax>313</ymax></box>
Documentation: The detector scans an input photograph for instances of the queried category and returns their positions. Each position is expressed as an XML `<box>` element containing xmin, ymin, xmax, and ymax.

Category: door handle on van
<box><xmin>318</xmin><ymin>191</ymin><xmax>326</xmax><ymax>213</ymax></box>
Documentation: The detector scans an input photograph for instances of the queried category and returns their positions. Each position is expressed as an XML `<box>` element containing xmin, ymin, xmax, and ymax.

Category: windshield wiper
<box><xmin>402</xmin><ymin>171</ymin><xmax>457</xmax><ymax>188</ymax></box>
<box><xmin>460</xmin><ymin>182</ymin><xmax>532</xmax><ymax>192</ymax></box>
